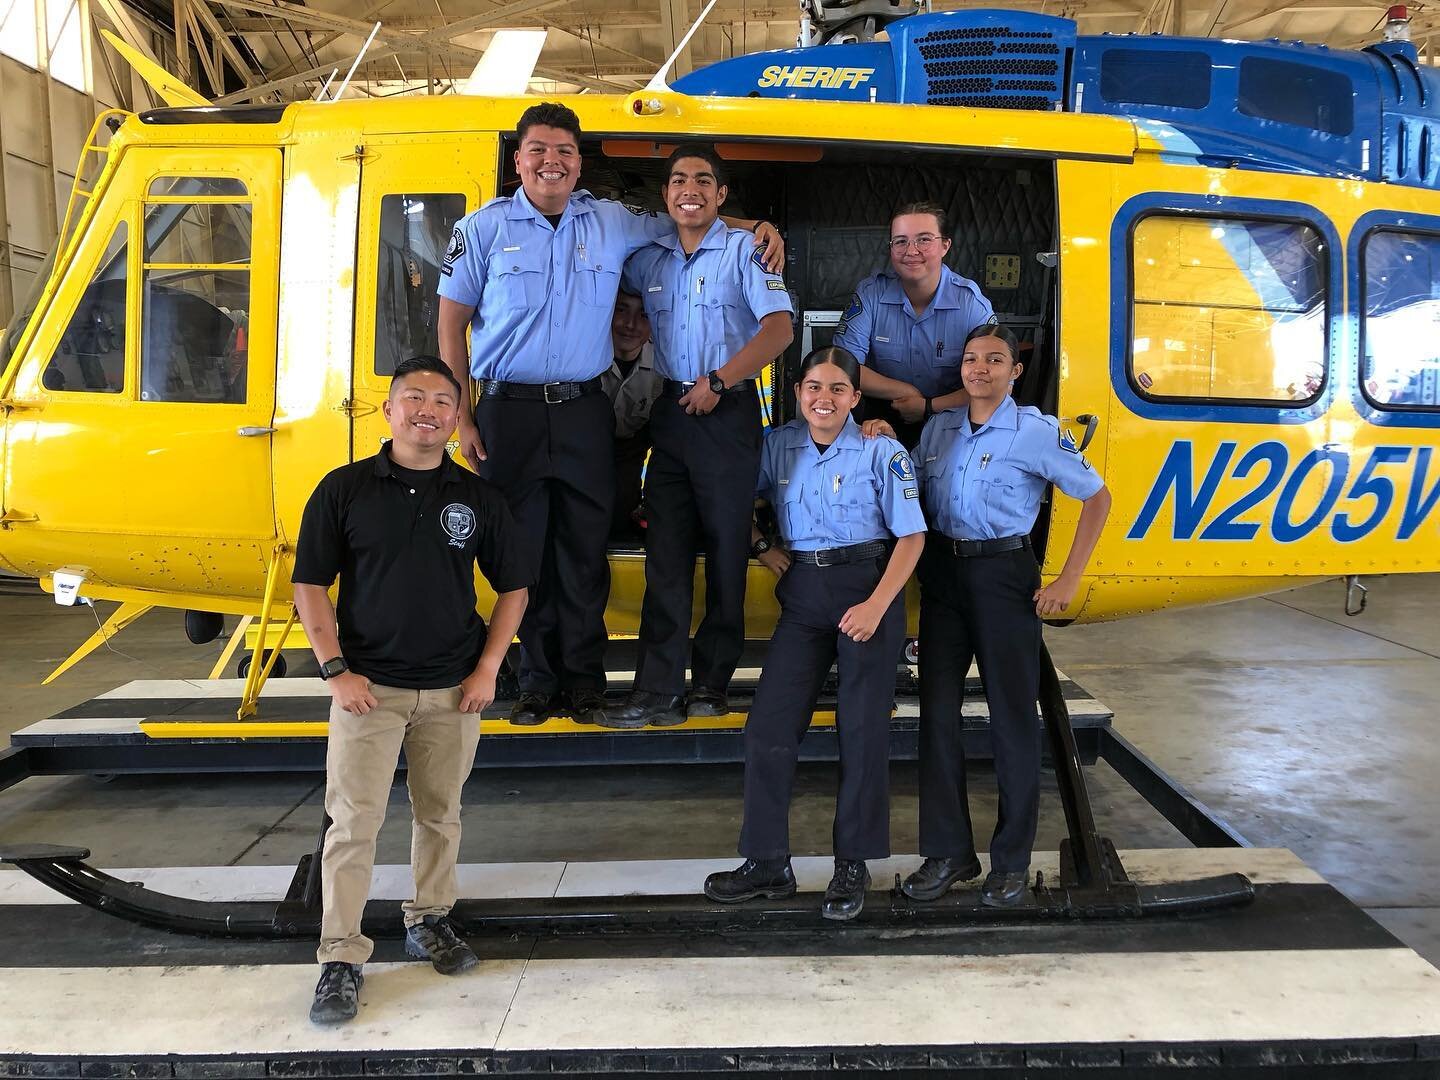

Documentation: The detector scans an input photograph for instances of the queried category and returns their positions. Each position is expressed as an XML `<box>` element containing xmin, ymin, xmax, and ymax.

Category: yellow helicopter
<box><xmin>3</xmin><ymin>8</ymin><xmax>1439</xmax><ymax>726</ymax></box>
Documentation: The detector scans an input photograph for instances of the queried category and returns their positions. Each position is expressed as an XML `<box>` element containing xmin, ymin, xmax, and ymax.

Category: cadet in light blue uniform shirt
<box><xmin>835</xmin><ymin>200</ymin><xmax>994</xmax><ymax>447</ymax></box>
<box><xmin>436</xmin><ymin>105</ymin><xmax>783</xmax><ymax>729</ymax></box>
<box><xmin>439</xmin><ymin>188</ymin><xmax>669</xmax><ymax>384</ymax></box>
<box><xmin>598</xmin><ymin>145</ymin><xmax>794</xmax><ymax>731</ymax></box>
<box><xmin>704</xmin><ymin>347</ymin><xmax>925</xmax><ymax>923</ymax></box>
<box><xmin>900</xmin><ymin>325</ymin><xmax>1111</xmax><ymax>912</ymax></box>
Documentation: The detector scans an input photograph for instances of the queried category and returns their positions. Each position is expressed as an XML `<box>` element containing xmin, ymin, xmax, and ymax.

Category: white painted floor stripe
<box><xmin>0</xmin><ymin>948</ymin><xmax>1435</xmax><ymax>1057</ymax></box>
<box><xmin>0</xmin><ymin>849</ymin><xmax>1324</xmax><ymax>907</ymax></box>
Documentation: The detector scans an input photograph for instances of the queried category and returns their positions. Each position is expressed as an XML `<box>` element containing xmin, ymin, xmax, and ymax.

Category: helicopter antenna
<box><xmin>331</xmin><ymin>22</ymin><xmax>382</xmax><ymax>102</ymax></box>
<box><xmin>645</xmin><ymin>0</ymin><xmax>720</xmax><ymax>91</ymax></box>
<box><xmin>314</xmin><ymin>67</ymin><xmax>339</xmax><ymax>101</ymax></box>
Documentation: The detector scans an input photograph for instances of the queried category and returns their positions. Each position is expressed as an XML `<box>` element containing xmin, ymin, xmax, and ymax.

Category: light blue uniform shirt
<box><xmin>758</xmin><ymin>417</ymin><xmax>927</xmax><ymax>552</ymax></box>
<box><xmin>834</xmin><ymin>266</ymin><xmax>995</xmax><ymax>399</ymax></box>
<box><xmin>438</xmin><ymin>188</ymin><xmax>672</xmax><ymax>383</ymax></box>
<box><xmin>915</xmin><ymin>395</ymin><xmax>1103</xmax><ymax>541</ymax></box>
<box><xmin>621</xmin><ymin>219</ymin><xmax>793</xmax><ymax>382</ymax></box>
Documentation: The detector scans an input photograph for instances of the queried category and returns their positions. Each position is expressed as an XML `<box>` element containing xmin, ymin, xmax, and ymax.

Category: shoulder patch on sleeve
<box><xmin>766</xmin><ymin>278</ymin><xmax>786</xmax><ymax>291</ymax></box>
<box><xmin>904</xmin><ymin>487</ymin><xmax>919</xmax><ymax>499</ymax></box>
<box><xmin>843</xmin><ymin>292</ymin><xmax>863</xmax><ymax>321</ymax></box>
<box><xmin>442</xmin><ymin>226</ymin><xmax>465</xmax><ymax>276</ymax></box>
<box><xmin>750</xmin><ymin>245</ymin><xmax>772</xmax><ymax>270</ymax></box>
<box><xmin>1058</xmin><ymin>427</ymin><xmax>1079</xmax><ymax>454</ymax></box>
<box><xmin>622</xmin><ymin>202</ymin><xmax>656</xmax><ymax>217</ymax></box>
<box><xmin>889</xmin><ymin>449</ymin><xmax>916</xmax><ymax>483</ymax></box>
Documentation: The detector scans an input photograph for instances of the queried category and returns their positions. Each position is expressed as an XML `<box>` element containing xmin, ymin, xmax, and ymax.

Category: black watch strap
<box><xmin>750</xmin><ymin>536</ymin><xmax>772</xmax><ymax>558</ymax></box>
<box><xmin>708</xmin><ymin>370</ymin><xmax>727</xmax><ymax>394</ymax></box>
<box><xmin>319</xmin><ymin>656</ymin><xmax>348</xmax><ymax>681</ymax></box>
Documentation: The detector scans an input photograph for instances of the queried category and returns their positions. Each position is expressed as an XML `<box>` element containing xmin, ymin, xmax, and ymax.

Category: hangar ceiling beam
<box><xmin>658</xmin><ymin>0</ymin><xmax>696</xmax><ymax>78</ymax></box>
<box><xmin>1202</xmin><ymin>0</ymin><xmax>1232</xmax><ymax>36</ymax></box>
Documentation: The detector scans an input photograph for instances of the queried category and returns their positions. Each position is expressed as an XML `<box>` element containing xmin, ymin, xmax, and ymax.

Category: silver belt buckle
<box><xmin>815</xmin><ymin>547</ymin><xmax>835</xmax><ymax>567</ymax></box>
<box><xmin>543</xmin><ymin>382</ymin><xmax>565</xmax><ymax>404</ymax></box>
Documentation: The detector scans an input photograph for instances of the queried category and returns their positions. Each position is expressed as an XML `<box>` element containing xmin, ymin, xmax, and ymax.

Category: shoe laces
<box><xmin>829</xmin><ymin>859</ymin><xmax>866</xmax><ymax>890</ymax></box>
<box><xmin>423</xmin><ymin>915</ymin><xmax>462</xmax><ymax>947</ymax></box>
<box><xmin>316</xmin><ymin>962</ymin><xmax>354</xmax><ymax>994</ymax></box>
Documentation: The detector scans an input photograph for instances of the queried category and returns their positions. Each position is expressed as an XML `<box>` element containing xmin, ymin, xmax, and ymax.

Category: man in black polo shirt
<box><xmin>292</xmin><ymin>355</ymin><xmax>529</xmax><ymax>1025</ymax></box>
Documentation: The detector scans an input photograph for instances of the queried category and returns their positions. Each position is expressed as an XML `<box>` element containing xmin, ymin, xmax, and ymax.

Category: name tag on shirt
<box><xmin>876</xmin><ymin>335</ymin><xmax>890</xmax><ymax>343</ymax></box>
<box><xmin>648</xmin><ymin>285</ymin><xmax>663</xmax><ymax>293</ymax></box>
<box><xmin>503</xmin><ymin>245</ymin><xmax>521</xmax><ymax>252</ymax></box>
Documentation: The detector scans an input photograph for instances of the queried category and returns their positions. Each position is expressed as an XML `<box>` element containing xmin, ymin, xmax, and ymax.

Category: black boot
<box><xmin>598</xmin><ymin>690</ymin><xmax>686</xmax><ymax>729</ymax></box>
<box><xmin>980</xmin><ymin>869</ymin><xmax>1030</xmax><ymax>908</ymax></box>
<box><xmin>686</xmin><ymin>686</ymin><xmax>730</xmax><ymax>717</ymax></box>
<box><xmin>900</xmin><ymin>855</ymin><xmax>983</xmax><ymax>901</ymax></box>
<box><xmin>703</xmin><ymin>858</ymin><xmax>796</xmax><ymax>903</ymax></box>
<box><xmin>567</xmin><ymin>689</ymin><xmax>607</xmax><ymax>726</ymax></box>
<box><xmin>509</xmin><ymin>691</ymin><xmax>553</xmax><ymax>727</ymax></box>
<box><xmin>821</xmin><ymin>859</ymin><xmax>870</xmax><ymax>921</ymax></box>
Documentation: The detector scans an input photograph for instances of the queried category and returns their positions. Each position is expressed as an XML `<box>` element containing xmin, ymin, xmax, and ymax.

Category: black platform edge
<box><xmin>1</xmin><ymin>1038</ymin><xmax>1436</xmax><ymax>1079</ymax></box>
<box><xmin>7</xmin><ymin>724</ymin><xmax>1108</xmax><ymax>771</ymax></box>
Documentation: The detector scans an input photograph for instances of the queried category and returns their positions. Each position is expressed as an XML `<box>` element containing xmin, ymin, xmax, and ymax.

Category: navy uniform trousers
<box><xmin>740</xmin><ymin>558</ymin><xmax>905</xmax><ymax>861</ymax></box>
<box><xmin>632</xmin><ymin>386</ymin><xmax>761</xmax><ymax>696</ymax></box>
<box><xmin>474</xmin><ymin>389</ymin><xmax>614</xmax><ymax>694</ymax></box>
<box><xmin>916</xmin><ymin>539</ymin><xmax>1042</xmax><ymax>873</ymax></box>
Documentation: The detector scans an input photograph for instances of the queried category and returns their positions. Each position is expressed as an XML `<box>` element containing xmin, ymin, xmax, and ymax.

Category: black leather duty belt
<box><xmin>479</xmin><ymin>376</ymin><xmax>603</xmax><ymax>403</ymax></box>
<box><xmin>941</xmin><ymin>535</ymin><xmax>1031</xmax><ymax>557</ymax></box>
<box><xmin>790</xmin><ymin>540</ymin><xmax>889</xmax><ymax>567</ymax></box>
<box><xmin>660</xmin><ymin>378</ymin><xmax>756</xmax><ymax>398</ymax></box>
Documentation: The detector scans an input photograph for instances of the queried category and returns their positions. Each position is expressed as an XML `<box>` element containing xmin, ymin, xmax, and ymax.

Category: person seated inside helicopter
<box><xmin>601</xmin><ymin>290</ymin><xmax>663</xmax><ymax>542</ymax></box>
<box><xmin>834</xmin><ymin>200</ymin><xmax>995</xmax><ymax>448</ymax></box>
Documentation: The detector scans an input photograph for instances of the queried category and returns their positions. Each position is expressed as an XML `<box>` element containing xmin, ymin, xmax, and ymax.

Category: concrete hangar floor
<box><xmin>0</xmin><ymin>573</ymin><xmax>1438</xmax><ymax>1076</ymax></box>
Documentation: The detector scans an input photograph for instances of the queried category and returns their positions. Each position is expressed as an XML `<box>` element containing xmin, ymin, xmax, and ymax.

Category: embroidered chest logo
<box><xmin>442</xmin><ymin>503</ymin><xmax>476</xmax><ymax>548</ymax></box>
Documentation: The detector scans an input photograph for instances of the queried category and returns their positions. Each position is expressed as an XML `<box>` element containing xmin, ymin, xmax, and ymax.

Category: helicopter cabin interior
<box><xmin>366</xmin><ymin>136</ymin><xmax>1062</xmax><ymax>557</ymax></box>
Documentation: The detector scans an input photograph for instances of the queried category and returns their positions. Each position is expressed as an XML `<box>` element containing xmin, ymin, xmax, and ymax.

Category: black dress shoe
<box><xmin>901</xmin><ymin>855</ymin><xmax>984</xmax><ymax>901</ymax></box>
<box><xmin>687</xmin><ymin>686</ymin><xmax>730</xmax><ymax>717</ymax></box>
<box><xmin>597</xmin><ymin>691</ymin><xmax>686</xmax><ymax>729</ymax></box>
<box><xmin>703</xmin><ymin>858</ymin><xmax>796</xmax><ymax>903</ymax></box>
<box><xmin>567</xmin><ymin>689</ymin><xmax>606</xmax><ymax>726</ymax></box>
<box><xmin>821</xmin><ymin>858</ymin><xmax>870</xmax><ymax>921</ymax></box>
<box><xmin>980</xmin><ymin>869</ymin><xmax>1030</xmax><ymax>908</ymax></box>
<box><xmin>509</xmin><ymin>691</ymin><xmax>553</xmax><ymax>727</ymax></box>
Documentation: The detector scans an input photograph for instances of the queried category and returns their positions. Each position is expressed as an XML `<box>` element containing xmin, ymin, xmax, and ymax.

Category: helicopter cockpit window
<box><xmin>1361</xmin><ymin>229</ymin><xmax>1440</xmax><ymax>411</ymax></box>
<box><xmin>1130</xmin><ymin>214</ymin><xmax>1326</xmax><ymax>406</ymax></box>
<box><xmin>374</xmin><ymin>192</ymin><xmax>467</xmax><ymax>377</ymax></box>
<box><xmin>147</xmin><ymin>177</ymin><xmax>248</xmax><ymax>198</ymax></box>
<box><xmin>139</xmin><ymin>186</ymin><xmax>252</xmax><ymax>404</ymax></box>
<box><xmin>42</xmin><ymin>221</ymin><xmax>128</xmax><ymax>394</ymax></box>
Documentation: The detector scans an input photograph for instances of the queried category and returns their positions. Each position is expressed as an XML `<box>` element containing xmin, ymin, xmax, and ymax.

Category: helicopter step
<box><xmin>4</xmin><ymin>647</ymin><xmax>1114</xmax><ymax>771</ymax></box>
<box><xmin>0</xmin><ymin>849</ymin><xmax>1434</xmax><ymax>1079</ymax></box>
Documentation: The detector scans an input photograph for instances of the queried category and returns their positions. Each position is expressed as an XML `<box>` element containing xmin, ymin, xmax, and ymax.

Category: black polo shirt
<box><xmin>292</xmin><ymin>444</ymin><xmax>532</xmax><ymax>689</ymax></box>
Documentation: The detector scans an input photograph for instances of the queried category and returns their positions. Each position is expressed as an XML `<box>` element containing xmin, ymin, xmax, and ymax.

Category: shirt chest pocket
<box><xmin>574</xmin><ymin>254</ymin><xmax>620</xmax><ymax>308</ymax></box>
<box><xmin>491</xmin><ymin>253</ymin><xmax>547</xmax><ymax>308</ymax></box>
<box><xmin>870</xmin><ymin>333</ymin><xmax>906</xmax><ymax>376</ymax></box>
<box><xmin>643</xmin><ymin>286</ymin><xmax>675</xmax><ymax>337</ymax></box>
<box><xmin>822</xmin><ymin>476</ymin><xmax>876</xmax><ymax>542</ymax></box>
<box><xmin>977</xmin><ymin>464</ymin><xmax>1030</xmax><ymax>525</ymax></box>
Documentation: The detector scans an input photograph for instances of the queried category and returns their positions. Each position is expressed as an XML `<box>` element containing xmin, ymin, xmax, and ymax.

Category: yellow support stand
<box><xmin>236</xmin><ymin>545</ymin><xmax>295</xmax><ymax>720</ymax></box>
<box><xmin>207</xmin><ymin>615</ymin><xmax>254</xmax><ymax>681</ymax></box>
<box><xmin>42</xmin><ymin>601</ymin><xmax>153</xmax><ymax>685</ymax></box>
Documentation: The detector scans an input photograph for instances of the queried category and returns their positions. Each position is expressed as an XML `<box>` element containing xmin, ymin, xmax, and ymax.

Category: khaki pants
<box><xmin>317</xmin><ymin>681</ymin><xmax>481</xmax><ymax>965</ymax></box>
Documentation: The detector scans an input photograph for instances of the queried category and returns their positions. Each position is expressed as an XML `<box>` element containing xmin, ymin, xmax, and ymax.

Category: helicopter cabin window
<box><xmin>1130</xmin><ymin>215</ymin><xmax>1326</xmax><ymax>405</ymax></box>
<box><xmin>1100</xmin><ymin>49</ymin><xmax>1211</xmax><ymax>110</ymax></box>
<box><xmin>374</xmin><ymin>193</ymin><xmax>467</xmax><ymax>376</ymax></box>
<box><xmin>1361</xmin><ymin>229</ymin><xmax>1440</xmax><ymax>411</ymax></box>
<box><xmin>1237</xmin><ymin>58</ymin><xmax>1354</xmax><ymax>136</ymax></box>
<box><xmin>41</xmin><ymin>221</ymin><xmax>128</xmax><ymax>393</ymax></box>
<box><xmin>139</xmin><ymin>179</ymin><xmax>253</xmax><ymax>404</ymax></box>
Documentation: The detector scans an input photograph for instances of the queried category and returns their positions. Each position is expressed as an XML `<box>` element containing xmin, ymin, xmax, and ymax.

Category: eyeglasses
<box><xmin>888</xmin><ymin>234</ymin><xmax>943</xmax><ymax>252</ymax></box>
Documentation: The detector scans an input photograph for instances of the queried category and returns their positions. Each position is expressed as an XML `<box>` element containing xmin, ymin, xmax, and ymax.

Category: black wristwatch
<box><xmin>750</xmin><ymin>536</ymin><xmax>772</xmax><ymax>558</ymax></box>
<box><xmin>319</xmin><ymin>656</ymin><xmax>349</xmax><ymax>681</ymax></box>
<box><xmin>923</xmin><ymin>397</ymin><xmax>935</xmax><ymax>420</ymax></box>
<box><xmin>708</xmin><ymin>370</ymin><xmax>727</xmax><ymax>395</ymax></box>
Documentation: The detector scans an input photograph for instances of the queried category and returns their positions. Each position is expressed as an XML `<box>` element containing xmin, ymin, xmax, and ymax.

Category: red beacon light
<box><xmin>1383</xmin><ymin>5</ymin><xmax>1411</xmax><ymax>42</ymax></box>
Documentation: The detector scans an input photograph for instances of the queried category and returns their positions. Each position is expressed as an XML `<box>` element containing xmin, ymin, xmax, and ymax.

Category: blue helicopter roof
<box><xmin>672</xmin><ymin>8</ymin><xmax>1440</xmax><ymax>190</ymax></box>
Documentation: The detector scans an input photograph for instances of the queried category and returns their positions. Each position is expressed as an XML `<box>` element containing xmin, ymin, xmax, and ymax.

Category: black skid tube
<box><xmin>1</xmin><ymin>844</ymin><xmax>1253</xmax><ymax>939</ymax></box>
